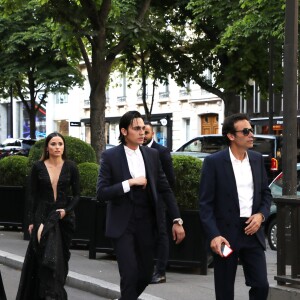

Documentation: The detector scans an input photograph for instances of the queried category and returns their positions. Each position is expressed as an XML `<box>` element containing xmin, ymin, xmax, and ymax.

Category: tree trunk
<box><xmin>90</xmin><ymin>62</ymin><xmax>111</xmax><ymax>162</ymax></box>
<box><xmin>29</xmin><ymin>109</ymin><xmax>36</xmax><ymax>139</ymax></box>
<box><xmin>223</xmin><ymin>93</ymin><xmax>240</xmax><ymax>117</ymax></box>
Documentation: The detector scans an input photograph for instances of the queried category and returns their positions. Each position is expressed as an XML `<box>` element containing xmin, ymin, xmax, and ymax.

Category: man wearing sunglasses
<box><xmin>199</xmin><ymin>113</ymin><xmax>272</xmax><ymax>300</ymax></box>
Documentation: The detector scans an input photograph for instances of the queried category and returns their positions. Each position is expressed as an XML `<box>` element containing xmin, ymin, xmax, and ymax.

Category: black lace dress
<box><xmin>16</xmin><ymin>160</ymin><xmax>80</xmax><ymax>300</ymax></box>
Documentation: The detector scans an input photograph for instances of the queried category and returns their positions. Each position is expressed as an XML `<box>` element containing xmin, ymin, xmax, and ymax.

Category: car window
<box><xmin>21</xmin><ymin>140</ymin><xmax>36</xmax><ymax>149</ymax></box>
<box><xmin>252</xmin><ymin>137</ymin><xmax>275</xmax><ymax>156</ymax></box>
<box><xmin>202</xmin><ymin>136</ymin><xmax>226</xmax><ymax>153</ymax></box>
<box><xmin>183</xmin><ymin>139</ymin><xmax>203</xmax><ymax>152</ymax></box>
<box><xmin>2</xmin><ymin>140</ymin><xmax>22</xmax><ymax>147</ymax></box>
<box><xmin>270</xmin><ymin>169</ymin><xmax>300</xmax><ymax>196</ymax></box>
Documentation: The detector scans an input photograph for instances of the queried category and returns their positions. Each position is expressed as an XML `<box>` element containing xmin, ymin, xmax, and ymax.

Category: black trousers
<box><xmin>113</xmin><ymin>209</ymin><xmax>155</xmax><ymax>300</ymax></box>
<box><xmin>154</xmin><ymin>208</ymin><xmax>169</xmax><ymax>274</ymax></box>
<box><xmin>213</xmin><ymin>220</ymin><xmax>269</xmax><ymax>300</ymax></box>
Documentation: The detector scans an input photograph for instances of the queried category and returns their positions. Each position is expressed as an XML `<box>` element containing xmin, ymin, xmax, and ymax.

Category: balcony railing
<box><xmin>117</xmin><ymin>96</ymin><xmax>127</xmax><ymax>102</ymax></box>
<box><xmin>179</xmin><ymin>89</ymin><xmax>190</xmax><ymax>97</ymax></box>
<box><xmin>84</xmin><ymin>99</ymin><xmax>90</xmax><ymax>107</ymax></box>
<box><xmin>159</xmin><ymin>92</ymin><xmax>169</xmax><ymax>99</ymax></box>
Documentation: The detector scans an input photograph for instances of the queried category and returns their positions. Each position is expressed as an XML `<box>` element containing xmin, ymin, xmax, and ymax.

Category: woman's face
<box><xmin>47</xmin><ymin>136</ymin><xmax>64</xmax><ymax>159</ymax></box>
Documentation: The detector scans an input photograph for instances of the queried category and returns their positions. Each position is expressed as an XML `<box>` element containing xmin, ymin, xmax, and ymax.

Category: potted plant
<box><xmin>72</xmin><ymin>162</ymin><xmax>99</xmax><ymax>248</ymax></box>
<box><xmin>0</xmin><ymin>156</ymin><xmax>29</xmax><ymax>228</ymax></box>
<box><xmin>168</xmin><ymin>155</ymin><xmax>211</xmax><ymax>275</ymax></box>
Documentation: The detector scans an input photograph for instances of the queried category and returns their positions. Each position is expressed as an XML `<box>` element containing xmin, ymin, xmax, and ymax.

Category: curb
<box><xmin>0</xmin><ymin>250</ymin><xmax>164</xmax><ymax>300</ymax></box>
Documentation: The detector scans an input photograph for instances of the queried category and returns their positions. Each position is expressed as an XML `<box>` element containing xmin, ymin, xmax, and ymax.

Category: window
<box><xmin>184</xmin><ymin>138</ymin><xmax>203</xmax><ymax>152</ymax></box>
<box><xmin>55</xmin><ymin>93</ymin><xmax>68</xmax><ymax>104</ymax></box>
<box><xmin>183</xmin><ymin>118</ymin><xmax>190</xmax><ymax>142</ymax></box>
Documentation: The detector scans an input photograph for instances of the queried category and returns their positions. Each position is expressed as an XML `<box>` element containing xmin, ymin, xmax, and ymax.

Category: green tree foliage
<box><xmin>0</xmin><ymin>0</ymin><xmax>84</xmax><ymax>139</ymax></box>
<box><xmin>181</xmin><ymin>0</ymin><xmax>285</xmax><ymax>114</ymax></box>
<box><xmin>118</xmin><ymin>5</ymin><xmax>178</xmax><ymax>121</ymax></box>
<box><xmin>30</xmin><ymin>0</ymin><xmax>152</xmax><ymax>161</ymax></box>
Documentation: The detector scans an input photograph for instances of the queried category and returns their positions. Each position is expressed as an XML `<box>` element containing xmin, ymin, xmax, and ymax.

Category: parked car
<box><xmin>175</xmin><ymin>134</ymin><xmax>282</xmax><ymax>183</ymax></box>
<box><xmin>0</xmin><ymin>138</ymin><xmax>36</xmax><ymax>158</ymax></box>
<box><xmin>265</xmin><ymin>163</ymin><xmax>300</xmax><ymax>250</ymax></box>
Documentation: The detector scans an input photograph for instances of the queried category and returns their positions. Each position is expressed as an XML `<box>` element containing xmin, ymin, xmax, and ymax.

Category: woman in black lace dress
<box><xmin>16</xmin><ymin>132</ymin><xmax>80</xmax><ymax>300</ymax></box>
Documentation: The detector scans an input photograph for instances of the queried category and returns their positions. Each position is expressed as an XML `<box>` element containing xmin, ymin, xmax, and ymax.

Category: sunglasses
<box><xmin>234</xmin><ymin>128</ymin><xmax>254</xmax><ymax>136</ymax></box>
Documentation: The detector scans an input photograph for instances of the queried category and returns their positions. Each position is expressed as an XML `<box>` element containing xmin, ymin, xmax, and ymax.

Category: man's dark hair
<box><xmin>118</xmin><ymin>111</ymin><xmax>143</xmax><ymax>144</ymax></box>
<box><xmin>143</xmin><ymin>120</ymin><xmax>153</xmax><ymax>128</ymax></box>
<box><xmin>222</xmin><ymin>113</ymin><xmax>250</xmax><ymax>145</ymax></box>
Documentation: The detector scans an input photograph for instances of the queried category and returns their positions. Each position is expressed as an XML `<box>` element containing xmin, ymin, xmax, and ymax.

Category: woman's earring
<box><xmin>46</xmin><ymin>150</ymin><xmax>49</xmax><ymax>158</ymax></box>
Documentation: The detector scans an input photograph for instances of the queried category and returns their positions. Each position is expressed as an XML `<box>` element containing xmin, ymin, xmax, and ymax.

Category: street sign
<box><xmin>70</xmin><ymin>121</ymin><xmax>81</xmax><ymax>127</ymax></box>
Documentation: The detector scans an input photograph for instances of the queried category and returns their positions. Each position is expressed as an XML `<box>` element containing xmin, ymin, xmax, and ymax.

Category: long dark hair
<box><xmin>118</xmin><ymin>111</ymin><xmax>142</xmax><ymax>144</ymax></box>
<box><xmin>40</xmin><ymin>132</ymin><xmax>67</xmax><ymax>161</ymax></box>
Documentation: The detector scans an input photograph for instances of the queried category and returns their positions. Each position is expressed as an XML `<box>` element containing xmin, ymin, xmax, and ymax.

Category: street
<box><xmin>0</xmin><ymin>264</ymin><xmax>108</xmax><ymax>300</ymax></box>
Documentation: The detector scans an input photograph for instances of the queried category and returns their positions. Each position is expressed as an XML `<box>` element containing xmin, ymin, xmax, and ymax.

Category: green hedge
<box><xmin>78</xmin><ymin>162</ymin><xmax>99</xmax><ymax>197</ymax></box>
<box><xmin>172</xmin><ymin>155</ymin><xmax>202</xmax><ymax>210</ymax></box>
<box><xmin>0</xmin><ymin>156</ymin><xmax>29</xmax><ymax>186</ymax></box>
<box><xmin>28</xmin><ymin>136</ymin><xmax>97</xmax><ymax>166</ymax></box>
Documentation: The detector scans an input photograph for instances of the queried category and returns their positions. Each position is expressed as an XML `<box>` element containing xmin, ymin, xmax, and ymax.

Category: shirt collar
<box><xmin>146</xmin><ymin>139</ymin><xmax>154</xmax><ymax>148</ymax></box>
<box><xmin>229</xmin><ymin>147</ymin><xmax>249</xmax><ymax>163</ymax></box>
<box><xmin>124</xmin><ymin>145</ymin><xmax>141</xmax><ymax>156</ymax></box>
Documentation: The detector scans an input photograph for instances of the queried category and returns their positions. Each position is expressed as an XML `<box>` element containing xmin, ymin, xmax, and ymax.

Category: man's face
<box><xmin>121</xmin><ymin>118</ymin><xmax>145</xmax><ymax>149</ymax></box>
<box><xmin>143</xmin><ymin>124</ymin><xmax>154</xmax><ymax>146</ymax></box>
<box><xmin>228</xmin><ymin>119</ymin><xmax>254</xmax><ymax>150</ymax></box>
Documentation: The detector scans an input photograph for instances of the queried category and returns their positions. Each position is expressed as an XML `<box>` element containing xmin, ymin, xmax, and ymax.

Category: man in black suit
<box><xmin>199</xmin><ymin>113</ymin><xmax>272</xmax><ymax>300</ymax></box>
<box><xmin>97</xmin><ymin>111</ymin><xmax>185</xmax><ymax>300</ymax></box>
<box><xmin>143</xmin><ymin>120</ymin><xmax>175</xmax><ymax>284</ymax></box>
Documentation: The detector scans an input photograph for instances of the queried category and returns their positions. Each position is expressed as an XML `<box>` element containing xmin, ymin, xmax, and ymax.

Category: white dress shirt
<box><xmin>229</xmin><ymin>147</ymin><xmax>254</xmax><ymax>217</ymax></box>
<box><xmin>122</xmin><ymin>145</ymin><xmax>146</xmax><ymax>193</ymax></box>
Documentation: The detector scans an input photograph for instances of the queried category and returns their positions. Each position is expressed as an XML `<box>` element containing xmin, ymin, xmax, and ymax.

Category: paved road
<box><xmin>1</xmin><ymin>264</ymin><xmax>108</xmax><ymax>300</ymax></box>
<box><xmin>0</xmin><ymin>228</ymin><xmax>278</xmax><ymax>300</ymax></box>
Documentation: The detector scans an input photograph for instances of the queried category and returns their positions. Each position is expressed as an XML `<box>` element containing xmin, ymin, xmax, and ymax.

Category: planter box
<box><xmin>0</xmin><ymin>186</ymin><xmax>26</xmax><ymax>229</ymax></box>
<box><xmin>166</xmin><ymin>209</ymin><xmax>211</xmax><ymax>275</ymax></box>
<box><xmin>71</xmin><ymin>196</ymin><xmax>97</xmax><ymax>248</ymax></box>
<box><xmin>88</xmin><ymin>201</ymin><xmax>114</xmax><ymax>259</ymax></box>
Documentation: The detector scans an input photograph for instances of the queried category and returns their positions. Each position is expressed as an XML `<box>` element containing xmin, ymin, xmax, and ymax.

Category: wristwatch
<box><xmin>173</xmin><ymin>218</ymin><xmax>183</xmax><ymax>226</ymax></box>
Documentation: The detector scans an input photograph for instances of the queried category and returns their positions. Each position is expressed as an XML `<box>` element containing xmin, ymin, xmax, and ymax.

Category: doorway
<box><xmin>201</xmin><ymin>114</ymin><xmax>219</xmax><ymax>134</ymax></box>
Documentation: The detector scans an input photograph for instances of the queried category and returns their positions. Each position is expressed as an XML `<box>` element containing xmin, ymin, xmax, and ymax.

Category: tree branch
<box><xmin>107</xmin><ymin>0</ymin><xmax>152</xmax><ymax>60</ymax></box>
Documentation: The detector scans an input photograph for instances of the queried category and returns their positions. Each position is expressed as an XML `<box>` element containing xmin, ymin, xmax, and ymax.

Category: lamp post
<box><xmin>282</xmin><ymin>0</ymin><xmax>298</xmax><ymax>196</ymax></box>
<box><xmin>273</xmin><ymin>0</ymin><xmax>300</xmax><ymax>288</ymax></box>
<box><xmin>9</xmin><ymin>84</ymin><xmax>13</xmax><ymax>138</ymax></box>
<box><xmin>268</xmin><ymin>37</ymin><xmax>274</xmax><ymax>135</ymax></box>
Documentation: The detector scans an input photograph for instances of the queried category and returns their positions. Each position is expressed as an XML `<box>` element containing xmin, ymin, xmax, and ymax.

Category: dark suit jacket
<box><xmin>97</xmin><ymin>144</ymin><xmax>180</xmax><ymax>238</ymax></box>
<box><xmin>199</xmin><ymin>148</ymin><xmax>272</xmax><ymax>249</ymax></box>
<box><xmin>150</xmin><ymin>140</ymin><xmax>175</xmax><ymax>189</ymax></box>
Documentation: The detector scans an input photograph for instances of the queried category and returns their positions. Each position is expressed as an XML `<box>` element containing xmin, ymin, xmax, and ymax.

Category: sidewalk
<box><xmin>0</xmin><ymin>228</ymin><xmax>277</xmax><ymax>300</ymax></box>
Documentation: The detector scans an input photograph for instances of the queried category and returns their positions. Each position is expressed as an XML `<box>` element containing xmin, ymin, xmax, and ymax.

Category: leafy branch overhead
<box><xmin>0</xmin><ymin>0</ymin><xmax>84</xmax><ymax>139</ymax></box>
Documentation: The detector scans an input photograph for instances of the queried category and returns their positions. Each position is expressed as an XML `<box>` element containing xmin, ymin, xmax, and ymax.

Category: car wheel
<box><xmin>267</xmin><ymin>218</ymin><xmax>277</xmax><ymax>250</ymax></box>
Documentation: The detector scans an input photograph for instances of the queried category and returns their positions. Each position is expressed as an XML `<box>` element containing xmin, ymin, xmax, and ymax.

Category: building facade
<box><xmin>0</xmin><ymin>69</ymin><xmax>225</xmax><ymax>151</ymax></box>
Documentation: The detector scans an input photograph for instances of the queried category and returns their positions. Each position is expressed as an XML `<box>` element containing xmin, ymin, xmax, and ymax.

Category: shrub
<box><xmin>77</xmin><ymin>162</ymin><xmax>99</xmax><ymax>197</ymax></box>
<box><xmin>28</xmin><ymin>135</ymin><xmax>96</xmax><ymax>165</ymax></box>
<box><xmin>0</xmin><ymin>156</ymin><xmax>29</xmax><ymax>186</ymax></box>
<box><xmin>172</xmin><ymin>155</ymin><xmax>202</xmax><ymax>210</ymax></box>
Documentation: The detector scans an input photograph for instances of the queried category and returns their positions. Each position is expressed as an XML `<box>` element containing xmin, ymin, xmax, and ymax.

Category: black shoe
<box><xmin>150</xmin><ymin>272</ymin><xmax>166</xmax><ymax>284</ymax></box>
